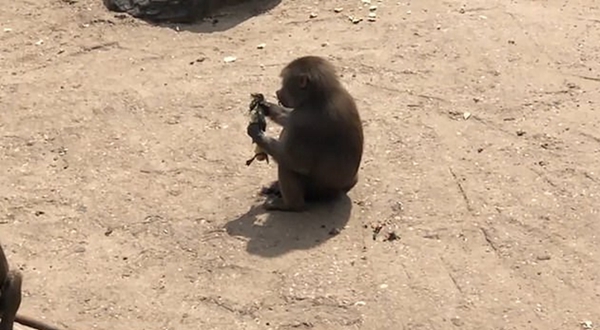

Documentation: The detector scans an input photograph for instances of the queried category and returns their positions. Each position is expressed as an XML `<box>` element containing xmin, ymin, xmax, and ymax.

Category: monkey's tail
<box><xmin>15</xmin><ymin>315</ymin><xmax>61</xmax><ymax>330</ymax></box>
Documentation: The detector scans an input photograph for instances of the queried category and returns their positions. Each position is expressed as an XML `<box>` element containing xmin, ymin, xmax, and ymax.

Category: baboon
<box><xmin>0</xmin><ymin>243</ymin><xmax>61</xmax><ymax>330</ymax></box>
<box><xmin>247</xmin><ymin>55</ymin><xmax>364</xmax><ymax>211</ymax></box>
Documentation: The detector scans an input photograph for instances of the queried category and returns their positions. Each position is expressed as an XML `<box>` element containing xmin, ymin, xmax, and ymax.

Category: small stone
<box><xmin>309</xmin><ymin>12</ymin><xmax>318</xmax><ymax>18</ymax></box>
<box><xmin>334</xmin><ymin>7</ymin><xmax>343</xmax><ymax>13</ymax></box>
<box><xmin>74</xmin><ymin>246</ymin><xmax>86</xmax><ymax>253</ymax></box>
<box><xmin>223</xmin><ymin>56</ymin><xmax>237</xmax><ymax>63</ymax></box>
<box><xmin>463</xmin><ymin>112</ymin><xmax>471</xmax><ymax>120</ymax></box>
<box><xmin>581</xmin><ymin>321</ymin><xmax>593</xmax><ymax>330</ymax></box>
<box><xmin>451</xmin><ymin>317</ymin><xmax>464</xmax><ymax>326</ymax></box>
<box><xmin>354</xmin><ymin>301</ymin><xmax>366</xmax><ymax>306</ymax></box>
<box><xmin>257</xmin><ymin>43</ymin><xmax>266</xmax><ymax>49</ymax></box>
<box><xmin>329</xmin><ymin>227</ymin><xmax>341</xmax><ymax>236</ymax></box>
<box><xmin>350</xmin><ymin>16</ymin><xmax>363</xmax><ymax>24</ymax></box>
<box><xmin>384</xmin><ymin>231</ymin><xmax>400</xmax><ymax>242</ymax></box>
<box><xmin>368</xmin><ymin>12</ymin><xmax>377</xmax><ymax>21</ymax></box>
<box><xmin>369</xmin><ymin>5</ymin><xmax>377</xmax><ymax>11</ymax></box>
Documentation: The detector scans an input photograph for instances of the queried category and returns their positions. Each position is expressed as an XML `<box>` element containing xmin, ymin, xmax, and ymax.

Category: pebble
<box><xmin>223</xmin><ymin>56</ymin><xmax>237</xmax><ymax>63</ymax></box>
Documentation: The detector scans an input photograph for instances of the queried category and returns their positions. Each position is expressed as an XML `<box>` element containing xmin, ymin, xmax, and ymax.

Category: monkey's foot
<box><xmin>263</xmin><ymin>196</ymin><xmax>304</xmax><ymax>212</ymax></box>
<box><xmin>260</xmin><ymin>181</ymin><xmax>281</xmax><ymax>197</ymax></box>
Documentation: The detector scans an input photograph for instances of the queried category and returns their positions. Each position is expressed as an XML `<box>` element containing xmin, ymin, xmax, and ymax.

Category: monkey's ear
<box><xmin>298</xmin><ymin>74</ymin><xmax>309</xmax><ymax>89</ymax></box>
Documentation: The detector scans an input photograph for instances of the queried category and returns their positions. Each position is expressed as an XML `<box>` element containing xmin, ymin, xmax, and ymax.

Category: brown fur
<box><xmin>247</xmin><ymin>56</ymin><xmax>364</xmax><ymax>211</ymax></box>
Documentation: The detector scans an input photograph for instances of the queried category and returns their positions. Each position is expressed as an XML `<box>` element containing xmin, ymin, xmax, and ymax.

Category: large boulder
<box><xmin>103</xmin><ymin>0</ymin><xmax>251</xmax><ymax>23</ymax></box>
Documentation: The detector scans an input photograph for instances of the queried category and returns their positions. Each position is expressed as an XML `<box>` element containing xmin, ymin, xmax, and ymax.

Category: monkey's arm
<box><xmin>247</xmin><ymin>125</ymin><xmax>310</xmax><ymax>176</ymax></box>
<box><xmin>0</xmin><ymin>270</ymin><xmax>22</xmax><ymax>330</ymax></box>
<box><xmin>0</xmin><ymin>243</ymin><xmax>8</xmax><ymax>287</ymax></box>
<box><xmin>261</xmin><ymin>102</ymin><xmax>292</xmax><ymax>127</ymax></box>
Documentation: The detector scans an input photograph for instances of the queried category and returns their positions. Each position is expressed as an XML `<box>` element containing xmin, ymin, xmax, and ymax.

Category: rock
<box><xmin>103</xmin><ymin>0</ymin><xmax>261</xmax><ymax>23</ymax></box>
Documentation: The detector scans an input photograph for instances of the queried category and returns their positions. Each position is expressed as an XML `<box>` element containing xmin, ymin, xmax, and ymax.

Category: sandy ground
<box><xmin>1</xmin><ymin>0</ymin><xmax>600</xmax><ymax>329</ymax></box>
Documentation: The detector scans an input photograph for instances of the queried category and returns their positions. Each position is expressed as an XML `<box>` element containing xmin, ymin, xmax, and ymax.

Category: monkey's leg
<box><xmin>264</xmin><ymin>167</ymin><xmax>306</xmax><ymax>212</ymax></box>
<box><xmin>0</xmin><ymin>270</ymin><xmax>23</xmax><ymax>330</ymax></box>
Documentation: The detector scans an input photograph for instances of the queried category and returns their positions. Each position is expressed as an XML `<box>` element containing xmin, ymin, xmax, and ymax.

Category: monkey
<box><xmin>247</xmin><ymin>55</ymin><xmax>364</xmax><ymax>212</ymax></box>
<box><xmin>0</xmin><ymin>243</ymin><xmax>62</xmax><ymax>330</ymax></box>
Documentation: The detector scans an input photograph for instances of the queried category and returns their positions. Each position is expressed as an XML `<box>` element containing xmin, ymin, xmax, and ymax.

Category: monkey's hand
<box><xmin>251</xmin><ymin>94</ymin><xmax>276</xmax><ymax>117</ymax></box>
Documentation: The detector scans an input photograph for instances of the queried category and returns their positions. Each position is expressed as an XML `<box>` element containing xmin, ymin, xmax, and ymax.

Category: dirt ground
<box><xmin>1</xmin><ymin>0</ymin><xmax>600</xmax><ymax>329</ymax></box>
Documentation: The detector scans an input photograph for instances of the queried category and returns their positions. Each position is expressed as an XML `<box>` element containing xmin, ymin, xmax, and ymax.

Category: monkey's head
<box><xmin>276</xmin><ymin>56</ymin><xmax>340</xmax><ymax>108</ymax></box>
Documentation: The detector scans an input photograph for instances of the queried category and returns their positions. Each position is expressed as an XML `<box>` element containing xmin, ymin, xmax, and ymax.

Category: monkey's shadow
<box><xmin>225</xmin><ymin>196</ymin><xmax>353</xmax><ymax>258</ymax></box>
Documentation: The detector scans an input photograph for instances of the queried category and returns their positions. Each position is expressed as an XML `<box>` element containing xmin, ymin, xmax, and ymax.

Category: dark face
<box><xmin>276</xmin><ymin>80</ymin><xmax>296</xmax><ymax>108</ymax></box>
<box><xmin>276</xmin><ymin>73</ymin><xmax>306</xmax><ymax>108</ymax></box>
<box><xmin>275</xmin><ymin>87</ymin><xmax>292</xmax><ymax>108</ymax></box>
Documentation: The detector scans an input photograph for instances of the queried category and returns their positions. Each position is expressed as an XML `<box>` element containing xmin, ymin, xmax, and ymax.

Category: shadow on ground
<box><xmin>225</xmin><ymin>195</ymin><xmax>353</xmax><ymax>258</ymax></box>
<box><xmin>104</xmin><ymin>0</ymin><xmax>281</xmax><ymax>33</ymax></box>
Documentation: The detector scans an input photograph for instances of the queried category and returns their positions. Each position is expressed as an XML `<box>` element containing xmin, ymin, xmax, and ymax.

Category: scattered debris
<box><xmin>383</xmin><ymin>231</ymin><xmax>400</xmax><ymax>242</ymax></box>
<box><xmin>189</xmin><ymin>57</ymin><xmax>206</xmax><ymax>65</ymax></box>
<box><xmin>391</xmin><ymin>201</ymin><xmax>403</xmax><ymax>212</ymax></box>
<box><xmin>451</xmin><ymin>317</ymin><xmax>464</xmax><ymax>326</ymax></box>
<box><xmin>581</xmin><ymin>321</ymin><xmax>593</xmax><ymax>330</ymax></box>
<box><xmin>223</xmin><ymin>56</ymin><xmax>237</xmax><ymax>63</ymax></box>
<box><xmin>349</xmin><ymin>16</ymin><xmax>363</xmax><ymax>24</ymax></box>
<box><xmin>371</xmin><ymin>223</ymin><xmax>383</xmax><ymax>240</ymax></box>
<box><xmin>536</xmin><ymin>254</ymin><xmax>551</xmax><ymax>261</ymax></box>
